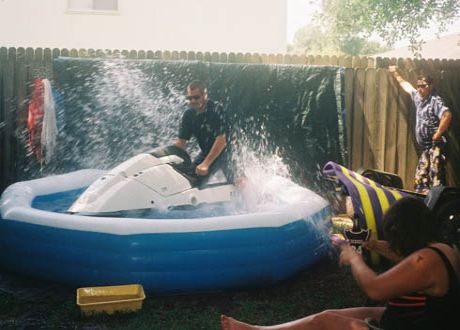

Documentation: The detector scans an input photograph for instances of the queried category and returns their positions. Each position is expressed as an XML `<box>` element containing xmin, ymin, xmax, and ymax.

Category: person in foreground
<box><xmin>389</xmin><ymin>66</ymin><xmax>452</xmax><ymax>194</ymax></box>
<box><xmin>221</xmin><ymin>197</ymin><xmax>460</xmax><ymax>330</ymax></box>
<box><xmin>175</xmin><ymin>80</ymin><xmax>234</xmax><ymax>184</ymax></box>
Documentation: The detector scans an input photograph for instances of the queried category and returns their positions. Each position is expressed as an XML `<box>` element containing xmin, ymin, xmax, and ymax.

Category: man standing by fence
<box><xmin>389</xmin><ymin>66</ymin><xmax>452</xmax><ymax>194</ymax></box>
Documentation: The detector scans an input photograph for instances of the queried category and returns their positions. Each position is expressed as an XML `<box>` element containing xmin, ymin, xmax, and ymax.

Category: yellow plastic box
<box><xmin>76</xmin><ymin>284</ymin><xmax>146</xmax><ymax>316</ymax></box>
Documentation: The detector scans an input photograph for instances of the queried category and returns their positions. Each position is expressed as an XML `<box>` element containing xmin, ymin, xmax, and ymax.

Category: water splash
<box><xmin>33</xmin><ymin>58</ymin><xmax>332</xmax><ymax>215</ymax></box>
<box><xmin>37</xmin><ymin>58</ymin><xmax>186</xmax><ymax>175</ymax></box>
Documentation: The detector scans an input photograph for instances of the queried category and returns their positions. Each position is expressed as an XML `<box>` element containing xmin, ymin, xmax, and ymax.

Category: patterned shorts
<box><xmin>414</xmin><ymin>145</ymin><xmax>446</xmax><ymax>194</ymax></box>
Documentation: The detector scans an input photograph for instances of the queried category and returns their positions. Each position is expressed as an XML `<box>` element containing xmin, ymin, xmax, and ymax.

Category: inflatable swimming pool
<box><xmin>0</xmin><ymin>170</ymin><xmax>331</xmax><ymax>294</ymax></box>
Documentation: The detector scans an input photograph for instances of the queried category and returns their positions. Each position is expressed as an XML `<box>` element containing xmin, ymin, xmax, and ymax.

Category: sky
<box><xmin>287</xmin><ymin>0</ymin><xmax>460</xmax><ymax>47</ymax></box>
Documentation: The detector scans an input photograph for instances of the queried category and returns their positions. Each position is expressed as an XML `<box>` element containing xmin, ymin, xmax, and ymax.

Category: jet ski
<box><xmin>68</xmin><ymin>146</ymin><xmax>236</xmax><ymax>215</ymax></box>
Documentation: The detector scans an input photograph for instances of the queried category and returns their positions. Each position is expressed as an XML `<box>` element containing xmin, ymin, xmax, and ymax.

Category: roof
<box><xmin>374</xmin><ymin>33</ymin><xmax>460</xmax><ymax>60</ymax></box>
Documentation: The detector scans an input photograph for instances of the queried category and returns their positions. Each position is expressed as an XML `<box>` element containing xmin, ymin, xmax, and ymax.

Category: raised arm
<box><xmin>389</xmin><ymin>66</ymin><xmax>416</xmax><ymax>95</ymax></box>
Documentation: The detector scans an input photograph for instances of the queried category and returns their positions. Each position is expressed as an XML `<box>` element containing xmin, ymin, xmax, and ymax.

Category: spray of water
<box><xmin>44</xmin><ymin>58</ymin><xmax>331</xmax><ymax>224</ymax></box>
<box><xmin>38</xmin><ymin>58</ymin><xmax>187</xmax><ymax>175</ymax></box>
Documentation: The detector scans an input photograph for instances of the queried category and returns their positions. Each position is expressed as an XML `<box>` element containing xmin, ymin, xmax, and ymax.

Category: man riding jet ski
<box><xmin>67</xmin><ymin>145</ymin><xmax>236</xmax><ymax>215</ymax></box>
<box><xmin>69</xmin><ymin>80</ymin><xmax>239</xmax><ymax>215</ymax></box>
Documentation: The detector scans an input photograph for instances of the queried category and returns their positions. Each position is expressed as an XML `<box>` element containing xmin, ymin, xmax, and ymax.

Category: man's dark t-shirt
<box><xmin>178</xmin><ymin>100</ymin><xmax>227</xmax><ymax>156</ymax></box>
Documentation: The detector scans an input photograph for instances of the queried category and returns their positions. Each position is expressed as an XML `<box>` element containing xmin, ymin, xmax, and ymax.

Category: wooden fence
<box><xmin>1</xmin><ymin>47</ymin><xmax>459</xmax><ymax>191</ymax></box>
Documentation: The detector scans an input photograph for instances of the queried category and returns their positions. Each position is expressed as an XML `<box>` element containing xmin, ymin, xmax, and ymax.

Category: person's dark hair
<box><xmin>187</xmin><ymin>81</ymin><xmax>207</xmax><ymax>94</ymax></box>
<box><xmin>417</xmin><ymin>75</ymin><xmax>434</xmax><ymax>86</ymax></box>
<box><xmin>383</xmin><ymin>197</ymin><xmax>436</xmax><ymax>257</ymax></box>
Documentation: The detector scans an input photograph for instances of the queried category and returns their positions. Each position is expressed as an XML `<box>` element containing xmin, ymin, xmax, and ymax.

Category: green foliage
<box><xmin>289</xmin><ymin>0</ymin><xmax>460</xmax><ymax>56</ymax></box>
<box><xmin>288</xmin><ymin>24</ymin><xmax>390</xmax><ymax>56</ymax></box>
<box><xmin>320</xmin><ymin>0</ymin><xmax>460</xmax><ymax>54</ymax></box>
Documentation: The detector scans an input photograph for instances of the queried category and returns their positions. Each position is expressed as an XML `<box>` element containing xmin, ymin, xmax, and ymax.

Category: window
<box><xmin>67</xmin><ymin>0</ymin><xmax>118</xmax><ymax>13</ymax></box>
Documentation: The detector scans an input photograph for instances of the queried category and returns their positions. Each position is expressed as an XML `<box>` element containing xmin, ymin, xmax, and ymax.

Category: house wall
<box><xmin>0</xmin><ymin>0</ymin><xmax>287</xmax><ymax>53</ymax></box>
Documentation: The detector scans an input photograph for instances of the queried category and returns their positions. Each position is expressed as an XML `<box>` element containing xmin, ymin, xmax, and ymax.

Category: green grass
<box><xmin>0</xmin><ymin>257</ymin><xmax>367</xmax><ymax>329</ymax></box>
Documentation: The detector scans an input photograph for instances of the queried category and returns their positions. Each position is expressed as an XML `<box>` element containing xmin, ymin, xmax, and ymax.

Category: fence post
<box><xmin>1</xmin><ymin>48</ymin><xmax>16</xmax><ymax>187</ymax></box>
<box><xmin>0</xmin><ymin>47</ymin><xmax>9</xmax><ymax>190</ymax></box>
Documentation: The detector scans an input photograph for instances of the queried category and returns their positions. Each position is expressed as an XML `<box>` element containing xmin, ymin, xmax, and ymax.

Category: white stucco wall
<box><xmin>0</xmin><ymin>0</ymin><xmax>287</xmax><ymax>53</ymax></box>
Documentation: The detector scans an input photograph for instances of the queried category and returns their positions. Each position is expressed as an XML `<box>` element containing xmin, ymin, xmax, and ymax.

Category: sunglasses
<box><xmin>417</xmin><ymin>84</ymin><xmax>428</xmax><ymax>88</ymax></box>
<box><xmin>186</xmin><ymin>95</ymin><xmax>201</xmax><ymax>101</ymax></box>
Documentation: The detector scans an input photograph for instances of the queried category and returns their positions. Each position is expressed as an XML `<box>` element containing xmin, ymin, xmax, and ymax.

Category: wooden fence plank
<box><xmin>351</xmin><ymin>68</ymin><xmax>365</xmax><ymax>170</ymax></box>
<box><xmin>0</xmin><ymin>47</ymin><xmax>8</xmax><ymax>189</ymax></box>
<box><xmin>244</xmin><ymin>53</ymin><xmax>253</xmax><ymax>64</ymax></box>
<box><xmin>338</xmin><ymin>56</ymin><xmax>352</xmax><ymax>68</ymax></box>
<box><xmin>219</xmin><ymin>52</ymin><xmax>228</xmax><ymax>63</ymax></box>
<box><xmin>2</xmin><ymin>48</ymin><xmax>15</xmax><ymax>186</ymax></box>
<box><xmin>129</xmin><ymin>50</ymin><xmax>137</xmax><ymax>59</ymax></box>
<box><xmin>443</xmin><ymin>66</ymin><xmax>460</xmax><ymax>186</ymax></box>
<box><xmin>228</xmin><ymin>53</ymin><xmax>236</xmax><ymax>63</ymax></box>
<box><xmin>385</xmin><ymin>67</ymin><xmax>399</xmax><ymax>175</ymax></box>
<box><xmin>375</xmin><ymin>68</ymin><xmax>388</xmax><ymax>170</ymax></box>
<box><xmin>121</xmin><ymin>49</ymin><xmax>129</xmax><ymax>58</ymax></box>
<box><xmin>70</xmin><ymin>49</ymin><xmax>78</xmax><ymax>57</ymax></box>
<box><xmin>260</xmin><ymin>53</ymin><xmax>268</xmax><ymax>64</ymax></box>
<box><xmin>395</xmin><ymin>69</ymin><xmax>411</xmax><ymax>187</ymax></box>
<box><xmin>187</xmin><ymin>51</ymin><xmax>196</xmax><ymax>60</ymax></box>
<box><xmin>78</xmin><ymin>48</ymin><xmax>87</xmax><ymax>58</ymax></box>
<box><xmin>61</xmin><ymin>48</ymin><xmax>69</xmax><ymax>57</ymax></box>
<box><xmin>404</xmin><ymin>68</ymin><xmax>419</xmax><ymax>190</ymax></box>
<box><xmin>15</xmin><ymin>48</ymin><xmax>28</xmax><ymax>132</ymax></box>
<box><xmin>14</xmin><ymin>47</ymin><xmax>28</xmax><ymax>180</ymax></box>
<box><xmin>146</xmin><ymin>50</ymin><xmax>154</xmax><ymax>59</ymax></box>
<box><xmin>362</xmin><ymin>68</ymin><xmax>377</xmax><ymax>169</ymax></box>
<box><xmin>330</xmin><ymin>55</ymin><xmax>338</xmax><ymax>66</ymax></box>
<box><xmin>32</xmin><ymin>48</ymin><xmax>44</xmax><ymax>79</ymax></box>
<box><xmin>138</xmin><ymin>50</ymin><xmax>146</xmax><ymax>59</ymax></box>
<box><xmin>44</xmin><ymin>48</ymin><xmax>53</xmax><ymax>79</ymax></box>
<box><xmin>233</xmin><ymin>53</ymin><xmax>243</xmax><ymax>63</ymax></box>
<box><xmin>344</xmin><ymin>67</ymin><xmax>354</xmax><ymax>165</ymax></box>
<box><xmin>87</xmin><ymin>49</ymin><xmax>96</xmax><ymax>58</ymax></box>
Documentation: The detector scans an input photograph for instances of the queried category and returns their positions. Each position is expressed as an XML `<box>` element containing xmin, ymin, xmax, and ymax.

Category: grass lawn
<box><xmin>0</xmin><ymin>254</ymin><xmax>368</xmax><ymax>330</ymax></box>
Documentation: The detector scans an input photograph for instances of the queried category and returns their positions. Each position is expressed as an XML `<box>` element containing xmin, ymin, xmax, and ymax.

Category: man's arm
<box><xmin>433</xmin><ymin>111</ymin><xmax>452</xmax><ymax>142</ymax></box>
<box><xmin>195</xmin><ymin>134</ymin><xmax>226</xmax><ymax>176</ymax></box>
<box><xmin>175</xmin><ymin>138</ymin><xmax>187</xmax><ymax>150</ymax></box>
<box><xmin>341</xmin><ymin>244</ymin><xmax>439</xmax><ymax>301</ymax></box>
<box><xmin>389</xmin><ymin>66</ymin><xmax>416</xmax><ymax>95</ymax></box>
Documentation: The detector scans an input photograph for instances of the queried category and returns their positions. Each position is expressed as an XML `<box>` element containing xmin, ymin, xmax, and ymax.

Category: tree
<box><xmin>288</xmin><ymin>23</ymin><xmax>390</xmax><ymax>56</ymax></box>
<box><xmin>319</xmin><ymin>0</ymin><xmax>460</xmax><ymax>55</ymax></box>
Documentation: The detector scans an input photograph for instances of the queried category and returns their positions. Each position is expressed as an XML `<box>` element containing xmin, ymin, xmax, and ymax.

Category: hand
<box><xmin>195</xmin><ymin>162</ymin><xmax>209</xmax><ymax>176</ymax></box>
<box><xmin>362</xmin><ymin>239</ymin><xmax>386</xmax><ymax>251</ymax></box>
<box><xmin>388</xmin><ymin>65</ymin><xmax>398</xmax><ymax>73</ymax></box>
<box><xmin>432</xmin><ymin>131</ymin><xmax>442</xmax><ymax>142</ymax></box>
<box><xmin>330</xmin><ymin>234</ymin><xmax>347</xmax><ymax>247</ymax></box>
<box><xmin>339</xmin><ymin>243</ymin><xmax>362</xmax><ymax>266</ymax></box>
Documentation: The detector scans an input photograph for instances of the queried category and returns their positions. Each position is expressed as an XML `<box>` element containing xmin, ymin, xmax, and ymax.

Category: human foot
<box><xmin>221</xmin><ymin>315</ymin><xmax>260</xmax><ymax>330</ymax></box>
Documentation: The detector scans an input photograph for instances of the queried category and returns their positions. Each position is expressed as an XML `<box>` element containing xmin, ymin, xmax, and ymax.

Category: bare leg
<box><xmin>221</xmin><ymin>307</ymin><xmax>385</xmax><ymax>330</ymax></box>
